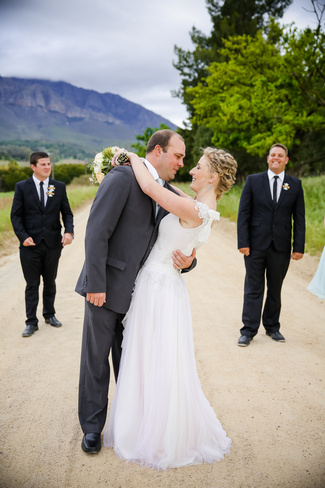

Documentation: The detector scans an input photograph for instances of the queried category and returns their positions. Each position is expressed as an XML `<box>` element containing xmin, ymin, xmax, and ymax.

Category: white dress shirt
<box><xmin>143</xmin><ymin>158</ymin><xmax>164</xmax><ymax>216</ymax></box>
<box><xmin>142</xmin><ymin>158</ymin><xmax>160</xmax><ymax>181</ymax></box>
<box><xmin>267</xmin><ymin>169</ymin><xmax>284</xmax><ymax>203</ymax></box>
<box><xmin>33</xmin><ymin>175</ymin><xmax>49</xmax><ymax>206</ymax></box>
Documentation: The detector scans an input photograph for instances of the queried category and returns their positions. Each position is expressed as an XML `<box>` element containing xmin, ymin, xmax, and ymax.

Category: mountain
<box><xmin>0</xmin><ymin>76</ymin><xmax>177</xmax><ymax>151</ymax></box>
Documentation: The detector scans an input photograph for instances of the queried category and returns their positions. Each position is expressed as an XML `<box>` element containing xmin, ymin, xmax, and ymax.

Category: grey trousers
<box><xmin>78</xmin><ymin>300</ymin><xmax>124</xmax><ymax>433</ymax></box>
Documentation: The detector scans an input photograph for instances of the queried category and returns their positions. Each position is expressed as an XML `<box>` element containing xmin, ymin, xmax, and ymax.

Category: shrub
<box><xmin>0</xmin><ymin>167</ymin><xmax>33</xmax><ymax>191</ymax></box>
<box><xmin>0</xmin><ymin>163</ymin><xmax>88</xmax><ymax>191</ymax></box>
<box><xmin>52</xmin><ymin>164</ymin><xmax>87</xmax><ymax>185</ymax></box>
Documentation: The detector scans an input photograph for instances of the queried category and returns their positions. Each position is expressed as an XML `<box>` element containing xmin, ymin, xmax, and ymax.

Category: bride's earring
<box><xmin>207</xmin><ymin>181</ymin><xmax>211</xmax><ymax>190</ymax></box>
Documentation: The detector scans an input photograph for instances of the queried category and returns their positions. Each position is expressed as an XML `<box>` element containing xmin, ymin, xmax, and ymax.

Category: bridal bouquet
<box><xmin>88</xmin><ymin>146</ymin><xmax>129</xmax><ymax>184</ymax></box>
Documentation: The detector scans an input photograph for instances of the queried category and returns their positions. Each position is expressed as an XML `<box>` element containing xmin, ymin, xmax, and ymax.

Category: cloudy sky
<box><xmin>0</xmin><ymin>0</ymin><xmax>319</xmax><ymax>128</ymax></box>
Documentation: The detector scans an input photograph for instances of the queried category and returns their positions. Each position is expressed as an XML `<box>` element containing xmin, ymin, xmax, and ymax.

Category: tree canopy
<box><xmin>173</xmin><ymin>0</ymin><xmax>292</xmax><ymax>116</ymax></box>
<box><xmin>172</xmin><ymin>0</ymin><xmax>325</xmax><ymax>177</ymax></box>
<box><xmin>189</xmin><ymin>20</ymin><xmax>325</xmax><ymax>175</ymax></box>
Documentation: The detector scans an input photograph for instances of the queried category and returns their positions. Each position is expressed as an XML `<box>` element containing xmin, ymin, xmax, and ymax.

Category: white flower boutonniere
<box><xmin>282</xmin><ymin>183</ymin><xmax>290</xmax><ymax>191</ymax></box>
<box><xmin>88</xmin><ymin>146</ymin><xmax>129</xmax><ymax>184</ymax></box>
<box><xmin>47</xmin><ymin>185</ymin><xmax>55</xmax><ymax>197</ymax></box>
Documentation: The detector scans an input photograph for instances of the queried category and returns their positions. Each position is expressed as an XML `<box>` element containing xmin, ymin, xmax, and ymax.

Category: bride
<box><xmin>103</xmin><ymin>147</ymin><xmax>237</xmax><ymax>470</ymax></box>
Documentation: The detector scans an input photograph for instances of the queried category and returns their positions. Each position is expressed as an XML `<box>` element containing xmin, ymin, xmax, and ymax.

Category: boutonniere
<box><xmin>282</xmin><ymin>183</ymin><xmax>290</xmax><ymax>191</ymax></box>
<box><xmin>47</xmin><ymin>185</ymin><xmax>56</xmax><ymax>197</ymax></box>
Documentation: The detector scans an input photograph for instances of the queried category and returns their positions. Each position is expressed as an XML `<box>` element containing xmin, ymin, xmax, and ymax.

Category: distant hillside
<box><xmin>0</xmin><ymin>76</ymin><xmax>177</xmax><ymax>151</ymax></box>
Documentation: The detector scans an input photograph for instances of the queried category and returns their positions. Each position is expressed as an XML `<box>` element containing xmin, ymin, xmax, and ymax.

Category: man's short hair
<box><xmin>269</xmin><ymin>144</ymin><xmax>288</xmax><ymax>156</ymax></box>
<box><xmin>146</xmin><ymin>130</ymin><xmax>183</xmax><ymax>155</ymax></box>
<box><xmin>30</xmin><ymin>152</ymin><xmax>49</xmax><ymax>166</ymax></box>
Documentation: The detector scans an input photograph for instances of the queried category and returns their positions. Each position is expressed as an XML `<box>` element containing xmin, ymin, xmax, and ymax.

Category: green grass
<box><xmin>301</xmin><ymin>176</ymin><xmax>325</xmax><ymax>255</ymax></box>
<box><xmin>66</xmin><ymin>181</ymin><xmax>98</xmax><ymax>209</ymax></box>
<box><xmin>1</xmin><ymin>176</ymin><xmax>324</xmax><ymax>256</ymax></box>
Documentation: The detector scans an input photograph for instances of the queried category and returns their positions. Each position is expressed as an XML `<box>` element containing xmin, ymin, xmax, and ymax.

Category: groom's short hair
<box><xmin>146</xmin><ymin>130</ymin><xmax>184</xmax><ymax>155</ymax></box>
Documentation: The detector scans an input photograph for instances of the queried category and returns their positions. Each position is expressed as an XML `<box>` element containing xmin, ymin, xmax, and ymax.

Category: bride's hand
<box><xmin>112</xmin><ymin>151</ymin><xmax>131</xmax><ymax>167</ymax></box>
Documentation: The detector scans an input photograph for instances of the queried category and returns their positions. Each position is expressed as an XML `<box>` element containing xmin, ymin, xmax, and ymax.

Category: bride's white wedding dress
<box><xmin>103</xmin><ymin>202</ymin><xmax>231</xmax><ymax>470</ymax></box>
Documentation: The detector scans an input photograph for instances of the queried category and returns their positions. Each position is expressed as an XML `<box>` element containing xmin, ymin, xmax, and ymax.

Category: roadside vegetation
<box><xmin>1</xmin><ymin>173</ymin><xmax>324</xmax><ymax>258</ymax></box>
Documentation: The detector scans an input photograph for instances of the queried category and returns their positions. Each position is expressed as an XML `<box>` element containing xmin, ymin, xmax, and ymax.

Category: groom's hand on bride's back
<box><xmin>173</xmin><ymin>248</ymin><xmax>196</xmax><ymax>271</ymax></box>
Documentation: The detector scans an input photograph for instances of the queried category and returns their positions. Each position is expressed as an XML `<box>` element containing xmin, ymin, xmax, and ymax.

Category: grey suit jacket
<box><xmin>75</xmin><ymin>165</ymin><xmax>178</xmax><ymax>314</ymax></box>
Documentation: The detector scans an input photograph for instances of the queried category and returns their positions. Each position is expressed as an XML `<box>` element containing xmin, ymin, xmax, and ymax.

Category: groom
<box><xmin>76</xmin><ymin>130</ymin><xmax>196</xmax><ymax>454</ymax></box>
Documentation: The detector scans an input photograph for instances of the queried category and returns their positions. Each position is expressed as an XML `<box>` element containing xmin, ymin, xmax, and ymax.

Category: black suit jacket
<box><xmin>237</xmin><ymin>171</ymin><xmax>305</xmax><ymax>253</ymax></box>
<box><xmin>11</xmin><ymin>176</ymin><xmax>74</xmax><ymax>249</ymax></box>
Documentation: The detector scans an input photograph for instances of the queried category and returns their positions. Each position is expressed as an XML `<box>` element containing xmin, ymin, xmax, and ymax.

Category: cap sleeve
<box><xmin>193</xmin><ymin>201</ymin><xmax>220</xmax><ymax>248</ymax></box>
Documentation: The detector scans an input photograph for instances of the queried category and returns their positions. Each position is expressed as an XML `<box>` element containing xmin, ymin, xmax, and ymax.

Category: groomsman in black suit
<box><xmin>237</xmin><ymin>144</ymin><xmax>305</xmax><ymax>346</ymax></box>
<box><xmin>11</xmin><ymin>152</ymin><xmax>74</xmax><ymax>337</ymax></box>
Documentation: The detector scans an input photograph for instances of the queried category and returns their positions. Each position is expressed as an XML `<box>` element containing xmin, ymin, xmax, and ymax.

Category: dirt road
<box><xmin>0</xmin><ymin>205</ymin><xmax>324</xmax><ymax>488</ymax></box>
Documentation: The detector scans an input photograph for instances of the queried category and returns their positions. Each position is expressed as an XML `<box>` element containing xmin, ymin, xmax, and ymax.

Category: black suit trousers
<box><xmin>78</xmin><ymin>301</ymin><xmax>124</xmax><ymax>433</ymax></box>
<box><xmin>20</xmin><ymin>241</ymin><xmax>62</xmax><ymax>325</ymax></box>
<box><xmin>241</xmin><ymin>243</ymin><xmax>291</xmax><ymax>337</ymax></box>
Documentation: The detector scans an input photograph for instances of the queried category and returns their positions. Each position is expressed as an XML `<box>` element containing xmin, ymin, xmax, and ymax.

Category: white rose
<box><xmin>93</xmin><ymin>152</ymin><xmax>104</xmax><ymax>174</ymax></box>
<box><xmin>94</xmin><ymin>152</ymin><xmax>104</xmax><ymax>164</ymax></box>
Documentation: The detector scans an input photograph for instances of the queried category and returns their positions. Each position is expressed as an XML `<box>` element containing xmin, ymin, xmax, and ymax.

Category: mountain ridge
<box><xmin>0</xmin><ymin>76</ymin><xmax>177</xmax><ymax>151</ymax></box>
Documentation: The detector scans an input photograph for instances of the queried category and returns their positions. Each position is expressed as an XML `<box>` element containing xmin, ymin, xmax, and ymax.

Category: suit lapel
<box><xmin>262</xmin><ymin>171</ymin><xmax>273</xmax><ymax>207</ymax></box>
<box><xmin>277</xmin><ymin>174</ymin><xmax>289</xmax><ymax>206</ymax></box>
<box><xmin>28</xmin><ymin>177</ymin><xmax>43</xmax><ymax>211</ymax></box>
<box><xmin>45</xmin><ymin>178</ymin><xmax>54</xmax><ymax>210</ymax></box>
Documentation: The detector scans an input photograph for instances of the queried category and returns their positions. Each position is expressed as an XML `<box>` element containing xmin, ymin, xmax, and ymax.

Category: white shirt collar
<box><xmin>267</xmin><ymin>169</ymin><xmax>285</xmax><ymax>183</ymax></box>
<box><xmin>142</xmin><ymin>158</ymin><xmax>160</xmax><ymax>181</ymax></box>
<box><xmin>33</xmin><ymin>174</ymin><xmax>49</xmax><ymax>187</ymax></box>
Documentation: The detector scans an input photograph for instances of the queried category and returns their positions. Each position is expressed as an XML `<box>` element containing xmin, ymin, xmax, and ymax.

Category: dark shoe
<box><xmin>22</xmin><ymin>324</ymin><xmax>39</xmax><ymax>337</ymax></box>
<box><xmin>45</xmin><ymin>316</ymin><xmax>62</xmax><ymax>327</ymax></box>
<box><xmin>266</xmin><ymin>331</ymin><xmax>285</xmax><ymax>342</ymax></box>
<box><xmin>81</xmin><ymin>433</ymin><xmax>101</xmax><ymax>454</ymax></box>
<box><xmin>238</xmin><ymin>335</ymin><xmax>252</xmax><ymax>347</ymax></box>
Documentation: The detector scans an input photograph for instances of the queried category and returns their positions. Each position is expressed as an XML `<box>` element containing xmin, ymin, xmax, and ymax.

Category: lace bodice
<box><xmin>144</xmin><ymin>201</ymin><xmax>220</xmax><ymax>274</ymax></box>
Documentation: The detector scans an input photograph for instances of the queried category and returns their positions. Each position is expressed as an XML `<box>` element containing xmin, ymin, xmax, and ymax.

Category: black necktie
<box><xmin>273</xmin><ymin>176</ymin><xmax>278</xmax><ymax>205</ymax></box>
<box><xmin>40</xmin><ymin>181</ymin><xmax>45</xmax><ymax>208</ymax></box>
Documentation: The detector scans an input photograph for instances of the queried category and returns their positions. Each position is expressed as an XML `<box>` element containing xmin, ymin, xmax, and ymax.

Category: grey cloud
<box><xmin>0</xmin><ymin>0</ymin><xmax>316</xmax><ymax>127</ymax></box>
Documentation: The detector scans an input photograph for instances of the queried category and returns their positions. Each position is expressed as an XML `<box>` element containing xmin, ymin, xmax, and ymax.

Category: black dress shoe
<box><xmin>22</xmin><ymin>324</ymin><xmax>39</xmax><ymax>337</ymax></box>
<box><xmin>266</xmin><ymin>331</ymin><xmax>285</xmax><ymax>342</ymax></box>
<box><xmin>45</xmin><ymin>316</ymin><xmax>62</xmax><ymax>327</ymax></box>
<box><xmin>81</xmin><ymin>433</ymin><xmax>101</xmax><ymax>454</ymax></box>
<box><xmin>238</xmin><ymin>335</ymin><xmax>252</xmax><ymax>347</ymax></box>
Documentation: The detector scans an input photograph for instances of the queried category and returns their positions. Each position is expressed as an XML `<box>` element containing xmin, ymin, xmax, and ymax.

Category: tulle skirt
<box><xmin>103</xmin><ymin>264</ymin><xmax>231</xmax><ymax>470</ymax></box>
<box><xmin>307</xmin><ymin>247</ymin><xmax>325</xmax><ymax>299</ymax></box>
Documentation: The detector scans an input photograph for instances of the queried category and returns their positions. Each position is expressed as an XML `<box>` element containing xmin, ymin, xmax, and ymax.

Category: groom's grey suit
<box><xmin>76</xmin><ymin>164</ymin><xmax>188</xmax><ymax>433</ymax></box>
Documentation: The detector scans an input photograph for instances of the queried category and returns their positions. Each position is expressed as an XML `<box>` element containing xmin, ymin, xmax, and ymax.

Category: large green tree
<box><xmin>188</xmin><ymin>18</ymin><xmax>325</xmax><ymax>176</ymax></box>
<box><xmin>172</xmin><ymin>0</ymin><xmax>292</xmax><ymax>176</ymax></box>
<box><xmin>173</xmin><ymin>0</ymin><xmax>292</xmax><ymax>116</ymax></box>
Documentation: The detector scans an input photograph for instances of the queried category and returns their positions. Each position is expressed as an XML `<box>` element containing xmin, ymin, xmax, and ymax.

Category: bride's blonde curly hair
<box><xmin>203</xmin><ymin>147</ymin><xmax>237</xmax><ymax>201</ymax></box>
